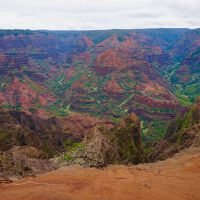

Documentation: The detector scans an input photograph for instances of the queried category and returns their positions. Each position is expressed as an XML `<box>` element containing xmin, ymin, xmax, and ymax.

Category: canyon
<box><xmin>0</xmin><ymin>29</ymin><xmax>199</xmax><ymax>139</ymax></box>
<box><xmin>0</xmin><ymin>28</ymin><xmax>200</xmax><ymax>199</ymax></box>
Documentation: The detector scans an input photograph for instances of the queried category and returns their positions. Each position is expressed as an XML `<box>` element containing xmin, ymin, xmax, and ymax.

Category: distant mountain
<box><xmin>0</xmin><ymin>28</ymin><xmax>199</xmax><ymax>139</ymax></box>
<box><xmin>164</xmin><ymin>29</ymin><xmax>200</xmax><ymax>104</ymax></box>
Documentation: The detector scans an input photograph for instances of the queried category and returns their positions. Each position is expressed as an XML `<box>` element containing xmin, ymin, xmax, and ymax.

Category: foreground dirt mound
<box><xmin>0</xmin><ymin>147</ymin><xmax>200</xmax><ymax>200</ymax></box>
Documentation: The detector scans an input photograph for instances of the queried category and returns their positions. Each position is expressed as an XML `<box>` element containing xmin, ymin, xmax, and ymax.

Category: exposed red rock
<box><xmin>0</xmin><ymin>77</ymin><xmax>55</xmax><ymax>113</ymax></box>
<box><xmin>104</xmin><ymin>80</ymin><xmax>124</xmax><ymax>94</ymax></box>
<box><xmin>60</xmin><ymin>112</ymin><xmax>114</xmax><ymax>139</ymax></box>
<box><xmin>0</xmin><ymin>29</ymin><xmax>196</xmax><ymax>122</ymax></box>
<box><xmin>95</xmin><ymin>49</ymin><xmax>127</xmax><ymax>70</ymax></box>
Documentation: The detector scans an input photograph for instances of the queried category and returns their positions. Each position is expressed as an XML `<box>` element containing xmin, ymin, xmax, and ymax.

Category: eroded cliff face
<box><xmin>2</xmin><ymin>29</ymin><xmax>199</xmax><ymax>145</ymax></box>
<box><xmin>0</xmin><ymin>146</ymin><xmax>54</xmax><ymax>180</ymax></box>
<box><xmin>0</xmin><ymin>109</ymin><xmax>114</xmax><ymax>180</ymax></box>
<box><xmin>0</xmin><ymin>29</ymin><xmax>199</xmax><ymax>181</ymax></box>
<box><xmin>150</xmin><ymin>99</ymin><xmax>200</xmax><ymax>161</ymax></box>
<box><xmin>54</xmin><ymin>113</ymin><xmax>144</xmax><ymax>167</ymax></box>
<box><xmin>0</xmin><ymin>110</ymin><xmax>64</xmax><ymax>155</ymax></box>
<box><xmin>108</xmin><ymin>113</ymin><xmax>144</xmax><ymax>164</ymax></box>
<box><xmin>0</xmin><ymin>109</ymin><xmax>114</xmax><ymax>154</ymax></box>
<box><xmin>0</xmin><ymin>29</ymin><xmax>187</xmax><ymax>122</ymax></box>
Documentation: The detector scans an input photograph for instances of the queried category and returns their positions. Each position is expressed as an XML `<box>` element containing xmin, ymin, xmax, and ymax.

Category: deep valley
<box><xmin>0</xmin><ymin>28</ymin><xmax>200</xmax><ymax>200</ymax></box>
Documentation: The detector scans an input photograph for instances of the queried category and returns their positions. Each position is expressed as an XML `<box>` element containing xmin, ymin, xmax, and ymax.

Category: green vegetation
<box><xmin>28</xmin><ymin>107</ymin><xmax>37</xmax><ymax>114</ymax></box>
<box><xmin>141</xmin><ymin>120</ymin><xmax>168</xmax><ymax>143</ymax></box>
<box><xmin>0</xmin><ymin>129</ymin><xmax>8</xmax><ymax>140</ymax></box>
<box><xmin>0</xmin><ymin>103</ymin><xmax>22</xmax><ymax>111</ymax></box>
<box><xmin>0</xmin><ymin>29</ymin><xmax>199</xmax><ymax>149</ymax></box>
<box><xmin>98</xmin><ymin>75</ymin><xmax>111</xmax><ymax>88</ymax></box>
<box><xmin>63</xmin><ymin>143</ymin><xmax>86</xmax><ymax>162</ymax></box>
<box><xmin>63</xmin><ymin>154</ymin><xmax>73</xmax><ymax>162</ymax></box>
<box><xmin>158</xmin><ymin>61</ymin><xmax>200</xmax><ymax>106</ymax></box>
<box><xmin>49</xmin><ymin>65</ymin><xmax>88</xmax><ymax>95</ymax></box>
<box><xmin>49</xmin><ymin>103</ymin><xmax>70</xmax><ymax>116</ymax></box>
<box><xmin>173</xmin><ymin>82</ymin><xmax>200</xmax><ymax>105</ymax></box>
<box><xmin>69</xmin><ymin>143</ymin><xmax>85</xmax><ymax>152</ymax></box>
<box><xmin>0</xmin><ymin>104</ymin><xmax>13</xmax><ymax>110</ymax></box>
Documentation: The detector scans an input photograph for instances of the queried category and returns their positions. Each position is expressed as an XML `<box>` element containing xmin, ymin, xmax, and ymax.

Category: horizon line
<box><xmin>0</xmin><ymin>27</ymin><xmax>199</xmax><ymax>32</ymax></box>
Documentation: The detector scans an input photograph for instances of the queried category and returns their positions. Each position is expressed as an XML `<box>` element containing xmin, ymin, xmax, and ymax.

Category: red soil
<box><xmin>61</xmin><ymin>112</ymin><xmax>114</xmax><ymax>139</ymax></box>
<box><xmin>104</xmin><ymin>80</ymin><xmax>124</xmax><ymax>94</ymax></box>
<box><xmin>0</xmin><ymin>77</ymin><xmax>55</xmax><ymax>109</ymax></box>
<box><xmin>95</xmin><ymin>49</ymin><xmax>127</xmax><ymax>69</ymax></box>
<box><xmin>1</xmin><ymin>147</ymin><xmax>200</xmax><ymax>200</ymax></box>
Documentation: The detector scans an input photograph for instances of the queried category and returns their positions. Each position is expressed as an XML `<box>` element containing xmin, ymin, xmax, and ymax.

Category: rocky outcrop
<box><xmin>60</xmin><ymin>112</ymin><xmax>114</xmax><ymax>140</ymax></box>
<box><xmin>0</xmin><ymin>110</ymin><xmax>69</xmax><ymax>156</ymax></box>
<box><xmin>54</xmin><ymin>113</ymin><xmax>144</xmax><ymax>167</ymax></box>
<box><xmin>0</xmin><ymin>109</ymin><xmax>114</xmax><ymax>154</ymax></box>
<box><xmin>0</xmin><ymin>110</ymin><xmax>115</xmax><ymax>179</ymax></box>
<box><xmin>150</xmin><ymin>99</ymin><xmax>200</xmax><ymax>161</ymax></box>
<box><xmin>0</xmin><ymin>146</ymin><xmax>54</xmax><ymax>181</ymax></box>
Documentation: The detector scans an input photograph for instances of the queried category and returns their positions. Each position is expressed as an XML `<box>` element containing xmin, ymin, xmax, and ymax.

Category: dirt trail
<box><xmin>0</xmin><ymin>147</ymin><xmax>200</xmax><ymax>200</ymax></box>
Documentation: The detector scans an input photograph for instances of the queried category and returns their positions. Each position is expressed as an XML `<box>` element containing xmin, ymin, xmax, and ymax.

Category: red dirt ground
<box><xmin>0</xmin><ymin>147</ymin><xmax>200</xmax><ymax>200</ymax></box>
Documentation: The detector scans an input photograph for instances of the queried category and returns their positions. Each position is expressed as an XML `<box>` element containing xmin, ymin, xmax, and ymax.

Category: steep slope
<box><xmin>54</xmin><ymin>113</ymin><xmax>144</xmax><ymax>167</ymax></box>
<box><xmin>0</xmin><ymin>109</ymin><xmax>113</xmax><ymax>154</ymax></box>
<box><xmin>0</xmin><ymin>110</ymin><xmax>64</xmax><ymax>155</ymax></box>
<box><xmin>1</xmin><ymin>28</ymin><xmax>200</xmax><ymax>143</ymax></box>
<box><xmin>0</xmin><ymin>29</ymin><xmax>183</xmax><ymax>122</ymax></box>
<box><xmin>150</xmin><ymin>98</ymin><xmax>200</xmax><ymax>161</ymax></box>
<box><xmin>161</xmin><ymin>29</ymin><xmax>200</xmax><ymax>105</ymax></box>
<box><xmin>0</xmin><ymin>109</ymin><xmax>114</xmax><ymax>179</ymax></box>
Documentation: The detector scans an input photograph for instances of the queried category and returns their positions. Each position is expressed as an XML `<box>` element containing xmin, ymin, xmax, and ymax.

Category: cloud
<box><xmin>0</xmin><ymin>0</ymin><xmax>199</xmax><ymax>29</ymax></box>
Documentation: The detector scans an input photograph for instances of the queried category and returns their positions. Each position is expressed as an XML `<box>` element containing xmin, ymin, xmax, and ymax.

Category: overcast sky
<box><xmin>0</xmin><ymin>0</ymin><xmax>200</xmax><ymax>30</ymax></box>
